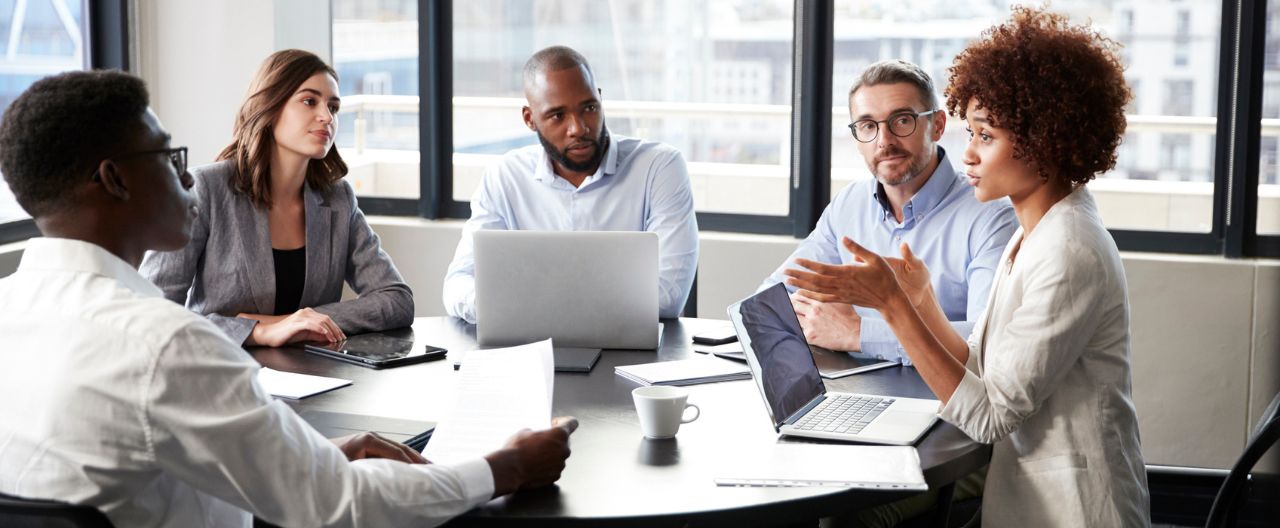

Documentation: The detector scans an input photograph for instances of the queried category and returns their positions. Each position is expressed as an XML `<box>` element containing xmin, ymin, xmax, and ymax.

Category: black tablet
<box><xmin>303</xmin><ymin>330</ymin><xmax>447</xmax><ymax>369</ymax></box>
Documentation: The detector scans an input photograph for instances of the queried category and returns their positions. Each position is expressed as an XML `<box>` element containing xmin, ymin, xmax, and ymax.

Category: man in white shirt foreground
<box><xmin>0</xmin><ymin>70</ymin><xmax>577</xmax><ymax>527</ymax></box>
<box><xmin>443</xmin><ymin>45</ymin><xmax>699</xmax><ymax>322</ymax></box>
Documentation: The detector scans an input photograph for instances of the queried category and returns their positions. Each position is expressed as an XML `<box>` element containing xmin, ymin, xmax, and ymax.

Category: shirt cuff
<box><xmin>938</xmin><ymin>367</ymin><xmax>985</xmax><ymax>433</ymax></box>
<box><xmin>858</xmin><ymin>317</ymin><xmax>910</xmax><ymax>366</ymax></box>
<box><xmin>451</xmin><ymin>457</ymin><xmax>496</xmax><ymax>506</ymax></box>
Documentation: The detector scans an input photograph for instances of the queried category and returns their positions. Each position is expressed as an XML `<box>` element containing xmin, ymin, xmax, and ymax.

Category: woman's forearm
<box><xmin>880</xmin><ymin>292</ymin><xmax>968</xmax><ymax>404</ymax></box>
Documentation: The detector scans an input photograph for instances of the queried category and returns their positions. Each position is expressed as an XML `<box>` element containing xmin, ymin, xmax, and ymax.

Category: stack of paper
<box><xmin>422</xmin><ymin>339</ymin><xmax>554</xmax><ymax>464</ymax></box>
<box><xmin>256</xmin><ymin>368</ymin><xmax>351</xmax><ymax>399</ymax></box>
<box><xmin>615</xmin><ymin>357</ymin><xmax>751</xmax><ymax>386</ymax></box>
<box><xmin>715</xmin><ymin>444</ymin><xmax>927</xmax><ymax>490</ymax></box>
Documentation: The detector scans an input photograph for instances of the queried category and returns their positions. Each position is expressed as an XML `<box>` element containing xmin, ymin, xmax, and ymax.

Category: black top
<box><xmin>272</xmin><ymin>246</ymin><xmax>306</xmax><ymax>315</ymax></box>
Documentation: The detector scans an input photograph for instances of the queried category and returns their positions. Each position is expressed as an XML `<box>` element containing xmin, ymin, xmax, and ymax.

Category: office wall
<box><xmin>133</xmin><ymin>0</ymin><xmax>329</xmax><ymax>166</ymax></box>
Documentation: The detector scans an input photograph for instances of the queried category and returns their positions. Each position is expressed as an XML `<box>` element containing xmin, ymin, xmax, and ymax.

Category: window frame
<box><xmin>0</xmin><ymin>0</ymin><xmax>131</xmax><ymax>246</ymax></box>
<box><xmin>11</xmin><ymin>1</ymin><xmax>1268</xmax><ymax>256</ymax></box>
<box><xmin>388</xmin><ymin>0</ymin><xmax>1280</xmax><ymax>257</ymax></box>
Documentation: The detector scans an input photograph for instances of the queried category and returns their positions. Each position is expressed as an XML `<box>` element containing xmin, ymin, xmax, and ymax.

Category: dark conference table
<box><xmin>249</xmin><ymin>317</ymin><xmax>991</xmax><ymax>527</ymax></box>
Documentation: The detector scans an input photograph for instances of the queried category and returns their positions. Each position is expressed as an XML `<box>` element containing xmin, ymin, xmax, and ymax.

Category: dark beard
<box><xmin>537</xmin><ymin>125</ymin><xmax>611</xmax><ymax>174</ymax></box>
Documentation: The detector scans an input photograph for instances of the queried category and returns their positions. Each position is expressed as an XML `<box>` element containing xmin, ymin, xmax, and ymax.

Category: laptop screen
<box><xmin>734</xmin><ymin>284</ymin><xmax>826</xmax><ymax>428</ymax></box>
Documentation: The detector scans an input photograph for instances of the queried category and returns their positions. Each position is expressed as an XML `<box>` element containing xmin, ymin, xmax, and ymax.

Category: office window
<box><xmin>452</xmin><ymin>0</ymin><xmax>794</xmax><ymax>216</ymax></box>
<box><xmin>331</xmin><ymin>0</ymin><xmax>420</xmax><ymax>199</ymax></box>
<box><xmin>829</xmin><ymin>1</ymin><xmax>1219</xmax><ymax>234</ymax></box>
<box><xmin>0</xmin><ymin>0</ymin><xmax>88</xmax><ymax>224</ymax></box>
<box><xmin>1259</xmin><ymin>3</ymin><xmax>1280</xmax><ymax>235</ymax></box>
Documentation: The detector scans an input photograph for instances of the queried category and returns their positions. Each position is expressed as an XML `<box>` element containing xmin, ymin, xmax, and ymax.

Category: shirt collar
<box><xmin>532</xmin><ymin>137</ymin><xmax>618</xmax><ymax>190</ymax></box>
<box><xmin>870</xmin><ymin>146</ymin><xmax>958</xmax><ymax>223</ymax></box>
<box><xmin>16</xmin><ymin>238</ymin><xmax>162</xmax><ymax>298</ymax></box>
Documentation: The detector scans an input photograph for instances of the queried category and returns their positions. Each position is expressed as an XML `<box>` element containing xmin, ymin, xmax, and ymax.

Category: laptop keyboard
<box><xmin>794</xmin><ymin>394</ymin><xmax>895</xmax><ymax>435</ymax></box>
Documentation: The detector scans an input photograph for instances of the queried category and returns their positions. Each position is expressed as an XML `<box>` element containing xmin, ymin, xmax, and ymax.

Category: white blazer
<box><xmin>939</xmin><ymin>188</ymin><xmax>1150</xmax><ymax>527</ymax></box>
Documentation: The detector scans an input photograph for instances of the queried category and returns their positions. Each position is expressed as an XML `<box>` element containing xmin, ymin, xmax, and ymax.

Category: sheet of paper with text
<box><xmin>422</xmin><ymin>339</ymin><xmax>554</xmax><ymax>464</ymax></box>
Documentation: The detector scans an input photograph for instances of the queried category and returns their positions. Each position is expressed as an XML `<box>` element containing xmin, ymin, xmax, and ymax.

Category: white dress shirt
<box><xmin>940</xmin><ymin>189</ymin><xmax>1150</xmax><ymax>527</ymax></box>
<box><xmin>0</xmin><ymin>238</ymin><xmax>494</xmax><ymax>528</ymax></box>
<box><xmin>443</xmin><ymin>135</ymin><xmax>700</xmax><ymax>323</ymax></box>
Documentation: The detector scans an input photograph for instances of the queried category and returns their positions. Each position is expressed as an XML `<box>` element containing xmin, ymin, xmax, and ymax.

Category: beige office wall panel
<box><xmin>696</xmin><ymin>232</ymin><xmax>799</xmax><ymax>319</ymax></box>
<box><xmin>352</xmin><ymin>218</ymin><xmax>465</xmax><ymax>317</ymax></box>
<box><xmin>1124</xmin><ymin>255</ymin><xmax>1255</xmax><ymax>469</ymax></box>
<box><xmin>1251</xmin><ymin>262</ymin><xmax>1280</xmax><ymax>474</ymax></box>
<box><xmin>135</xmin><ymin>0</ymin><xmax>275</xmax><ymax>167</ymax></box>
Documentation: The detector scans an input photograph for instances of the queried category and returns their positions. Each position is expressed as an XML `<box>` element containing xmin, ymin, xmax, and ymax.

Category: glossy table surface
<box><xmin>249</xmin><ymin>317</ymin><xmax>990</xmax><ymax>527</ymax></box>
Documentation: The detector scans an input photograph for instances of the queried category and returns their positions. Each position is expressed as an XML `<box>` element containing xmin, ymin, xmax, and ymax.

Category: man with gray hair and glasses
<box><xmin>761</xmin><ymin>59</ymin><xmax>1015</xmax><ymax>370</ymax></box>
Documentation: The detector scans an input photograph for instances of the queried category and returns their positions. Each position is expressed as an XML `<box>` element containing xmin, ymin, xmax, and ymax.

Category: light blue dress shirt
<box><xmin>443</xmin><ymin>135</ymin><xmax>699</xmax><ymax>323</ymax></box>
<box><xmin>761</xmin><ymin>147</ymin><xmax>1016</xmax><ymax>365</ymax></box>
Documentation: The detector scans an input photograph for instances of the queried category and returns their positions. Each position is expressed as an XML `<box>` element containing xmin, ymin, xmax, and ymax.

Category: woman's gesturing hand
<box><xmin>782</xmin><ymin>237</ymin><xmax>907</xmax><ymax>311</ymax></box>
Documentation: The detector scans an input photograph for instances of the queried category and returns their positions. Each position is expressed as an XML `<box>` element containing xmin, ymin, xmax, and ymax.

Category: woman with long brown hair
<box><xmin>142</xmin><ymin>49</ymin><xmax>413</xmax><ymax>346</ymax></box>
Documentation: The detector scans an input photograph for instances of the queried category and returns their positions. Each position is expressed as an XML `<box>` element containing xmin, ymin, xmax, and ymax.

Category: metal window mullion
<box><xmin>789</xmin><ymin>0</ymin><xmax>833</xmax><ymax>238</ymax></box>
<box><xmin>87</xmin><ymin>0</ymin><xmax>128</xmax><ymax>70</ymax></box>
<box><xmin>419</xmin><ymin>0</ymin><xmax>452</xmax><ymax>220</ymax></box>
<box><xmin>1224</xmin><ymin>0</ymin><xmax>1265</xmax><ymax>257</ymax></box>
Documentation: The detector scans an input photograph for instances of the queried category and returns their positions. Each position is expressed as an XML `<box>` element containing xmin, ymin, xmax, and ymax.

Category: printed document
<box><xmin>423</xmin><ymin>339</ymin><xmax>554</xmax><ymax>464</ymax></box>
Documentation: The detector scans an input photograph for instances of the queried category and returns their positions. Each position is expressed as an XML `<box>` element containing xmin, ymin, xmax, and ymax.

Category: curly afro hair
<box><xmin>945</xmin><ymin>5</ymin><xmax>1131</xmax><ymax>187</ymax></box>
<box><xmin>0</xmin><ymin>70</ymin><xmax>149</xmax><ymax>217</ymax></box>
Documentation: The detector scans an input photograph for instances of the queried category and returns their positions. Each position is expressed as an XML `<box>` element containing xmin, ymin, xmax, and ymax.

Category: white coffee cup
<box><xmin>632</xmin><ymin>386</ymin><xmax>700</xmax><ymax>439</ymax></box>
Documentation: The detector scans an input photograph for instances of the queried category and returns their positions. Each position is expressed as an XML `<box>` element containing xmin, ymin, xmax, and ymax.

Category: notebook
<box><xmin>728</xmin><ymin>284</ymin><xmax>939</xmax><ymax>446</ymax></box>
<box><xmin>694</xmin><ymin>343</ymin><xmax>896</xmax><ymax>379</ymax></box>
<box><xmin>256</xmin><ymin>368</ymin><xmax>351</xmax><ymax>399</ymax></box>
<box><xmin>298</xmin><ymin>410</ymin><xmax>434</xmax><ymax>452</ymax></box>
<box><xmin>810</xmin><ymin>348</ymin><xmax>897</xmax><ymax>379</ymax></box>
<box><xmin>615</xmin><ymin>357</ymin><xmax>751</xmax><ymax>386</ymax></box>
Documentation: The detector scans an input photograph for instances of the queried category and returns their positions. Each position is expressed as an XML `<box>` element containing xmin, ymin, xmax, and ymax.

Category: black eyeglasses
<box><xmin>92</xmin><ymin>146</ymin><xmax>188</xmax><ymax>180</ymax></box>
<box><xmin>848</xmin><ymin>110</ymin><xmax>940</xmax><ymax>143</ymax></box>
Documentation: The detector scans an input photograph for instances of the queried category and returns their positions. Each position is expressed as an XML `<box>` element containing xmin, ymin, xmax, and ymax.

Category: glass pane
<box><xmin>0</xmin><ymin>0</ymin><xmax>87</xmax><ymax>224</ymax></box>
<box><xmin>830</xmin><ymin>1</ymin><xmax>1220</xmax><ymax>233</ymax></box>
<box><xmin>331</xmin><ymin>0</ymin><xmax>420</xmax><ymax>199</ymax></box>
<box><xmin>1260</xmin><ymin>3</ymin><xmax>1280</xmax><ymax>235</ymax></box>
<box><xmin>453</xmin><ymin>0</ymin><xmax>794</xmax><ymax>216</ymax></box>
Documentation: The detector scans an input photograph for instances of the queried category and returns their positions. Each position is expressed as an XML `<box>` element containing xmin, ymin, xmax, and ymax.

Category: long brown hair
<box><xmin>218</xmin><ymin>49</ymin><xmax>347</xmax><ymax>208</ymax></box>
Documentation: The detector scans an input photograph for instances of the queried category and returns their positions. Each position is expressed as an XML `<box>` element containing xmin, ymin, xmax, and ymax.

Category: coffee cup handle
<box><xmin>681</xmin><ymin>403</ymin><xmax>700</xmax><ymax>424</ymax></box>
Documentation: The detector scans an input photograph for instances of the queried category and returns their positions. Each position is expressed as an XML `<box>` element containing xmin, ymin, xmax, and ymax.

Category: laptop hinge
<box><xmin>781</xmin><ymin>395</ymin><xmax>826</xmax><ymax>427</ymax></box>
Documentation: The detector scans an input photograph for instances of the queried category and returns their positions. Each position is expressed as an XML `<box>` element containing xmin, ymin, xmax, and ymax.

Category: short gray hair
<box><xmin>848</xmin><ymin>60</ymin><xmax>938</xmax><ymax>110</ymax></box>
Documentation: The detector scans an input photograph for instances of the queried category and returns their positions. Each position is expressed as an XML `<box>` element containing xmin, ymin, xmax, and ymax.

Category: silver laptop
<box><xmin>727</xmin><ymin>284</ymin><xmax>939</xmax><ymax>445</ymax></box>
<box><xmin>474</xmin><ymin>230</ymin><xmax>661</xmax><ymax>349</ymax></box>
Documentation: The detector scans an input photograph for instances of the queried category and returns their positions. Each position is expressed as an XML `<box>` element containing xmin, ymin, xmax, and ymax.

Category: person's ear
<box><xmin>94</xmin><ymin>159</ymin><xmax>130</xmax><ymax>201</ymax></box>
<box><xmin>930</xmin><ymin>111</ymin><xmax>946</xmax><ymax>141</ymax></box>
<box><xmin>522</xmin><ymin>106</ymin><xmax>536</xmax><ymax>132</ymax></box>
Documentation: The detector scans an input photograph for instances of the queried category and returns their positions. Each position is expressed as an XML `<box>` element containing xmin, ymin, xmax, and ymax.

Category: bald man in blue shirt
<box><xmin>444</xmin><ymin>46</ymin><xmax>698</xmax><ymax>323</ymax></box>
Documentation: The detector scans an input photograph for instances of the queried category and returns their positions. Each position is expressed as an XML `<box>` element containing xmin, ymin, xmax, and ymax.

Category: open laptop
<box><xmin>727</xmin><ymin>284</ymin><xmax>939</xmax><ymax>445</ymax></box>
<box><xmin>474</xmin><ymin>230</ymin><xmax>661</xmax><ymax>349</ymax></box>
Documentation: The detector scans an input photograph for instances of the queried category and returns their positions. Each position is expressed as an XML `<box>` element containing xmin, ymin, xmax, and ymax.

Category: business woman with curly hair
<box><xmin>789</xmin><ymin>7</ymin><xmax>1149</xmax><ymax>527</ymax></box>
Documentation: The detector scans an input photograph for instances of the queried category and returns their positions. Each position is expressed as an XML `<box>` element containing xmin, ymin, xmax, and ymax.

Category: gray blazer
<box><xmin>140</xmin><ymin>160</ymin><xmax>414</xmax><ymax>344</ymax></box>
